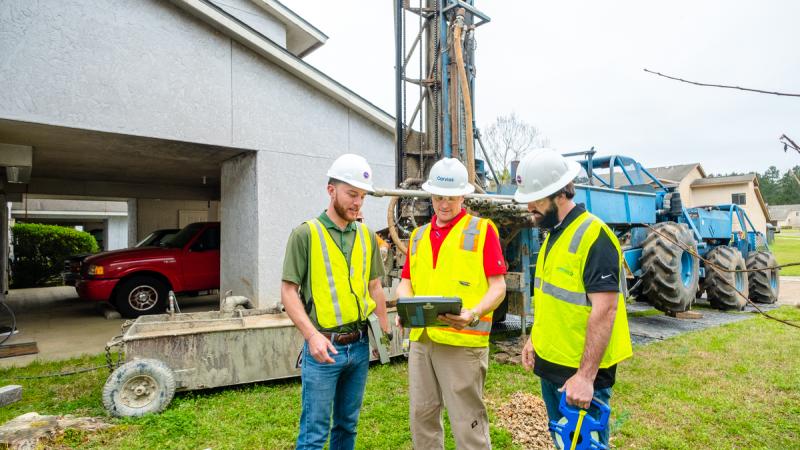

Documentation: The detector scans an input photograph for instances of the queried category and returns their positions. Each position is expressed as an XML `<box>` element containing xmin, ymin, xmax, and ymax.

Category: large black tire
<box><xmin>704</xmin><ymin>246</ymin><xmax>748</xmax><ymax>310</ymax></box>
<box><xmin>747</xmin><ymin>251</ymin><xmax>780</xmax><ymax>304</ymax></box>
<box><xmin>103</xmin><ymin>358</ymin><xmax>176</xmax><ymax>417</ymax></box>
<box><xmin>114</xmin><ymin>276</ymin><xmax>169</xmax><ymax>318</ymax></box>
<box><xmin>641</xmin><ymin>222</ymin><xmax>699</xmax><ymax>313</ymax></box>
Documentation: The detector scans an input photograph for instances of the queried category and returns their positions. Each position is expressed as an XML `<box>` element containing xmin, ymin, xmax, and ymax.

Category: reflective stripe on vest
<box><xmin>461</xmin><ymin>216</ymin><xmax>481</xmax><ymax>251</ymax></box>
<box><xmin>533</xmin><ymin>277</ymin><xmax>591</xmax><ymax>307</ymax></box>
<box><xmin>408</xmin><ymin>214</ymin><xmax>494</xmax><ymax>347</ymax></box>
<box><xmin>310</xmin><ymin>219</ymin><xmax>343</xmax><ymax>326</ymax></box>
<box><xmin>410</xmin><ymin>223</ymin><xmax>429</xmax><ymax>256</ymax></box>
<box><xmin>532</xmin><ymin>211</ymin><xmax>633</xmax><ymax>368</ymax></box>
<box><xmin>356</xmin><ymin>224</ymin><xmax>369</xmax><ymax>316</ymax></box>
<box><xmin>307</xmin><ymin>219</ymin><xmax>375</xmax><ymax>329</ymax></box>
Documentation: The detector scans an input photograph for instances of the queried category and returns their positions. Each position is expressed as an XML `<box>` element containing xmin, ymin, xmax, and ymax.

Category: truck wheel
<box><xmin>704</xmin><ymin>246</ymin><xmax>748</xmax><ymax>310</ymax></box>
<box><xmin>746</xmin><ymin>251</ymin><xmax>779</xmax><ymax>304</ymax></box>
<box><xmin>641</xmin><ymin>222</ymin><xmax>699</xmax><ymax>313</ymax></box>
<box><xmin>103</xmin><ymin>358</ymin><xmax>176</xmax><ymax>417</ymax></box>
<box><xmin>115</xmin><ymin>276</ymin><xmax>168</xmax><ymax>318</ymax></box>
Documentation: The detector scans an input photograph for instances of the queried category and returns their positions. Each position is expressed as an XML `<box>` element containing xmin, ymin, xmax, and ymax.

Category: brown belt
<box><xmin>320</xmin><ymin>327</ymin><xmax>367</xmax><ymax>345</ymax></box>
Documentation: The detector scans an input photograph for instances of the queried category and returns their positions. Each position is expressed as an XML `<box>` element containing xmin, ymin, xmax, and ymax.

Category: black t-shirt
<box><xmin>533</xmin><ymin>204</ymin><xmax>620</xmax><ymax>389</ymax></box>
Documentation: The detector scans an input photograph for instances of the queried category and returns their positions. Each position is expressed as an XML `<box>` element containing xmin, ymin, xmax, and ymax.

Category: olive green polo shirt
<box><xmin>282</xmin><ymin>211</ymin><xmax>385</xmax><ymax>332</ymax></box>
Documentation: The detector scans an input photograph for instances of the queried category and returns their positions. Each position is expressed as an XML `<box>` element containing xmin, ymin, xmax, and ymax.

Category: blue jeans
<box><xmin>540</xmin><ymin>378</ymin><xmax>613</xmax><ymax>448</ymax></box>
<box><xmin>296</xmin><ymin>335</ymin><xmax>370</xmax><ymax>450</ymax></box>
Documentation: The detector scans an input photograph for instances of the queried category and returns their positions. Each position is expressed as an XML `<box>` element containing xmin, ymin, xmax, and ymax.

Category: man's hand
<box><xmin>395</xmin><ymin>315</ymin><xmax>403</xmax><ymax>328</ymax></box>
<box><xmin>559</xmin><ymin>373</ymin><xmax>594</xmax><ymax>409</ymax></box>
<box><xmin>521</xmin><ymin>339</ymin><xmax>535</xmax><ymax>370</ymax></box>
<box><xmin>307</xmin><ymin>332</ymin><xmax>338</xmax><ymax>364</ymax></box>
<box><xmin>441</xmin><ymin>308</ymin><xmax>473</xmax><ymax>330</ymax></box>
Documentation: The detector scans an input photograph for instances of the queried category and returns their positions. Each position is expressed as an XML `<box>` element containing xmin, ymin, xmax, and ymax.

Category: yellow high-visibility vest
<box><xmin>307</xmin><ymin>219</ymin><xmax>375</xmax><ymax>329</ymax></box>
<box><xmin>531</xmin><ymin>211</ymin><xmax>632</xmax><ymax>368</ymax></box>
<box><xmin>408</xmin><ymin>214</ymin><xmax>497</xmax><ymax>347</ymax></box>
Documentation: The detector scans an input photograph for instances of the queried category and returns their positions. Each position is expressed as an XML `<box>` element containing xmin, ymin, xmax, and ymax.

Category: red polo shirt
<box><xmin>401</xmin><ymin>209</ymin><xmax>507</xmax><ymax>279</ymax></box>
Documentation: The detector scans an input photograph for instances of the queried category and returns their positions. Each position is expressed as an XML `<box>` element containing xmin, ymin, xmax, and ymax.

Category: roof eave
<box><xmin>170</xmin><ymin>0</ymin><xmax>394</xmax><ymax>133</ymax></box>
<box><xmin>250</xmin><ymin>0</ymin><xmax>328</xmax><ymax>57</ymax></box>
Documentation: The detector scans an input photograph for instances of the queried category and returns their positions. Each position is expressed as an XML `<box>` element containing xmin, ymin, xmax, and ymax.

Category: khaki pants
<box><xmin>408</xmin><ymin>331</ymin><xmax>491</xmax><ymax>449</ymax></box>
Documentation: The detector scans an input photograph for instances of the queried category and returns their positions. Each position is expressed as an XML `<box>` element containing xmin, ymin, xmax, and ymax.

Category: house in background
<box><xmin>689</xmin><ymin>174</ymin><xmax>770</xmax><ymax>235</ymax></box>
<box><xmin>767</xmin><ymin>204</ymin><xmax>800</xmax><ymax>228</ymax></box>
<box><xmin>644</xmin><ymin>163</ymin><xmax>706</xmax><ymax>205</ymax></box>
<box><xmin>0</xmin><ymin>0</ymin><xmax>395</xmax><ymax>305</ymax></box>
<box><xmin>593</xmin><ymin>161</ymin><xmax>770</xmax><ymax>233</ymax></box>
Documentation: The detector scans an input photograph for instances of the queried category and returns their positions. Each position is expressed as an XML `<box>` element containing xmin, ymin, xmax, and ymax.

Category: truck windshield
<box><xmin>162</xmin><ymin>223</ymin><xmax>205</xmax><ymax>248</ymax></box>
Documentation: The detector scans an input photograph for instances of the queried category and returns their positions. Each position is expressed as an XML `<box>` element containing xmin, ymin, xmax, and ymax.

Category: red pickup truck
<box><xmin>76</xmin><ymin>222</ymin><xmax>220</xmax><ymax>317</ymax></box>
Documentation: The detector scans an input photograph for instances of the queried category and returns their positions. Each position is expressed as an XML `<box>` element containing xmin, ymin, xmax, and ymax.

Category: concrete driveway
<box><xmin>0</xmin><ymin>286</ymin><xmax>219</xmax><ymax>368</ymax></box>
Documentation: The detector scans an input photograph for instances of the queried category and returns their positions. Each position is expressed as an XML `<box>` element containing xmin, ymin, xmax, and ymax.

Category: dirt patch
<box><xmin>488</xmin><ymin>391</ymin><xmax>553</xmax><ymax>449</ymax></box>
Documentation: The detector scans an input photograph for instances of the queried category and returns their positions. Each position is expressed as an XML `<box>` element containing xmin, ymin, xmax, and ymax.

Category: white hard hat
<box><xmin>422</xmin><ymin>158</ymin><xmax>475</xmax><ymax>196</ymax></box>
<box><xmin>326</xmin><ymin>153</ymin><xmax>375</xmax><ymax>193</ymax></box>
<box><xmin>513</xmin><ymin>148</ymin><xmax>582</xmax><ymax>203</ymax></box>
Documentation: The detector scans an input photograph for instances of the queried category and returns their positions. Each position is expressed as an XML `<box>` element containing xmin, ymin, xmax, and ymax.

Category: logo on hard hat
<box><xmin>516</xmin><ymin>175</ymin><xmax>522</xmax><ymax>184</ymax></box>
<box><xmin>436</xmin><ymin>176</ymin><xmax>454</xmax><ymax>183</ymax></box>
<box><xmin>363</xmin><ymin>171</ymin><xmax>370</xmax><ymax>179</ymax></box>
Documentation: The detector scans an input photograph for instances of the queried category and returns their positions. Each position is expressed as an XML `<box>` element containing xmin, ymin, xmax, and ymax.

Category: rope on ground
<box><xmin>644</xmin><ymin>224</ymin><xmax>800</xmax><ymax>329</ymax></box>
<box><xmin>10</xmin><ymin>364</ymin><xmax>112</xmax><ymax>380</ymax></box>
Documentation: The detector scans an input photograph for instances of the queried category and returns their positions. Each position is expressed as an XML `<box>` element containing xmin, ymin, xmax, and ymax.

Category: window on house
<box><xmin>732</xmin><ymin>193</ymin><xmax>746</xmax><ymax>205</ymax></box>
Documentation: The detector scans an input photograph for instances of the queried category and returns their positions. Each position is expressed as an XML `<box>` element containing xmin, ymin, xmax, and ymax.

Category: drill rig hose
<box><xmin>387</xmin><ymin>196</ymin><xmax>409</xmax><ymax>255</ymax></box>
<box><xmin>453</xmin><ymin>13</ymin><xmax>481</xmax><ymax>193</ymax></box>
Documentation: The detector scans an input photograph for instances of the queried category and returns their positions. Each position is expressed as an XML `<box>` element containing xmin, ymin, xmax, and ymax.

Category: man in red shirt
<box><xmin>397</xmin><ymin>158</ymin><xmax>507</xmax><ymax>450</ymax></box>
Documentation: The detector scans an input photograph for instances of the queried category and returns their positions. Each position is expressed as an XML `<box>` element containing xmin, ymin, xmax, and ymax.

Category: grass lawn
<box><xmin>771</xmin><ymin>228</ymin><xmax>800</xmax><ymax>275</ymax></box>
<box><xmin>1</xmin><ymin>307</ymin><xmax>799</xmax><ymax>449</ymax></box>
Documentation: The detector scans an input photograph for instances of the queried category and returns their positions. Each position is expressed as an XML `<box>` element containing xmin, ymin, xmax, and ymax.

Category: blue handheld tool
<box><xmin>549</xmin><ymin>391</ymin><xmax>610</xmax><ymax>450</ymax></box>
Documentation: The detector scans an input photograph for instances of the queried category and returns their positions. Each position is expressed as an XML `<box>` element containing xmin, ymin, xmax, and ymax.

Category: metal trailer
<box><xmin>102</xmin><ymin>309</ymin><xmax>404</xmax><ymax>417</ymax></box>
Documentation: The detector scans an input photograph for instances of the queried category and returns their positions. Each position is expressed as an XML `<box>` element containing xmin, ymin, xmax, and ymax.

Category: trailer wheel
<box><xmin>641</xmin><ymin>222</ymin><xmax>699</xmax><ymax>313</ymax></box>
<box><xmin>746</xmin><ymin>251</ymin><xmax>779</xmax><ymax>304</ymax></box>
<box><xmin>103</xmin><ymin>358</ymin><xmax>176</xmax><ymax>418</ymax></box>
<box><xmin>704</xmin><ymin>246</ymin><xmax>748</xmax><ymax>310</ymax></box>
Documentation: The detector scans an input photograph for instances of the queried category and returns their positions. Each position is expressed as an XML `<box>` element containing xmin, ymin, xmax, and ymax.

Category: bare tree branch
<box><xmin>644</xmin><ymin>69</ymin><xmax>800</xmax><ymax>97</ymax></box>
<box><xmin>781</xmin><ymin>134</ymin><xmax>800</xmax><ymax>154</ymax></box>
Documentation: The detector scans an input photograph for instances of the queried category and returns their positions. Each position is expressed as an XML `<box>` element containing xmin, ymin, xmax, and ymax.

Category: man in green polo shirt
<box><xmin>281</xmin><ymin>153</ymin><xmax>391</xmax><ymax>450</ymax></box>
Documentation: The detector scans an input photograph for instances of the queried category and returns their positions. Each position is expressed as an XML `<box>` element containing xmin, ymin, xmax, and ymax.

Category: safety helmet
<box><xmin>421</xmin><ymin>158</ymin><xmax>475</xmax><ymax>196</ymax></box>
<box><xmin>326</xmin><ymin>153</ymin><xmax>375</xmax><ymax>193</ymax></box>
<box><xmin>513</xmin><ymin>148</ymin><xmax>581</xmax><ymax>203</ymax></box>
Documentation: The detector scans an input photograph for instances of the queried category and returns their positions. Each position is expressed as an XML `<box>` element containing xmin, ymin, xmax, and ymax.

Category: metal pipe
<box><xmin>372</xmin><ymin>188</ymin><xmax>524</xmax><ymax>205</ymax></box>
<box><xmin>476</xmin><ymin>130</ymin><xmax>500</xmax><ymax>186</ymax></box>
<box><xmin>394</xmin><ymin>0</ymin><xmax>405</xmax><ymax>186</ymax></box>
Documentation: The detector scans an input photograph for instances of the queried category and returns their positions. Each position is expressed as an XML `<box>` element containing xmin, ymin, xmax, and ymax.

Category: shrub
<box><xmin>11</xmin><ymin>223</ymin><xmax>99</xmax><ymax>288</ymax></box>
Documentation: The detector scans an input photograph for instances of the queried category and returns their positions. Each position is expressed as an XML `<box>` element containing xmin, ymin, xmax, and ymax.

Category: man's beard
<box><xmin>333</xmin><ymin>197</ymin><xmax>357</xmax><ymax>222</ymax></box>
<box><xmin>534</xmin><ymin>202</ymin><xmax>560</xmax><ymax>229</ymax></box>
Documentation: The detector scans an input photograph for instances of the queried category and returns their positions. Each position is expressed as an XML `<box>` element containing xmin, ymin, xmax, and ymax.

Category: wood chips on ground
<box><xmin>488</xmin><ymin>391</ymin><xmax>553</xmax><ymax>449</ymax></box>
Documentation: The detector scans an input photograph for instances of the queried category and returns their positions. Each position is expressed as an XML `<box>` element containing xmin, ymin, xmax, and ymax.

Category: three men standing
<box><xmin>281</xmin><ymin>153</ymin><xmax>392</xmax><ymax>450</ymax></box>
<box><xmin>397</xmin><ymin>158</ymin><xmax>507</xmax><ymax>449</ymax></box>
<box><xmin>282</xmin><ymin>149</ymin><xmax>631</xmax><ymax>449</ymax></box>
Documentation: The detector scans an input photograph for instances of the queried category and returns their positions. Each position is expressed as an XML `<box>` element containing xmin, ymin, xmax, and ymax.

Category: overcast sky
<box><xmin>287</xmin><ymin>0</ymin><xmax>800</xmax><ymax>175</ymax></box>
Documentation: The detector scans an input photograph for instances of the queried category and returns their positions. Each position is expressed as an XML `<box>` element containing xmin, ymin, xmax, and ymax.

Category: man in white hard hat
<box><xmin>396</xmin><ymin>157</ymin><xmax>507</xmax><ymax>449</ymax></box>
<box><xmin>281</xmin><ymin>153</ymin><xmax>392</xmax><ymax>450</ymax></box>
<box><xmin>515</xmin><ymin>148</ymin><xmax>632</xmax><ymax>448</ymax></box>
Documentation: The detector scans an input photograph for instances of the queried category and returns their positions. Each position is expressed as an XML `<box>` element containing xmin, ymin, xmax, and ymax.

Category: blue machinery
<box><xmin>388</xmin><ymin>1</ymin><xmax>779</xmax><ymax>324</ymax></box>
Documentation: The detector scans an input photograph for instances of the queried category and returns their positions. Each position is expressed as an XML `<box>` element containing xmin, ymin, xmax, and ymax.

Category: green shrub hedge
<box><xmin>11</xmin><ymin>223</ymin><xmax>99</xmax><ymax>288</ymax></box>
